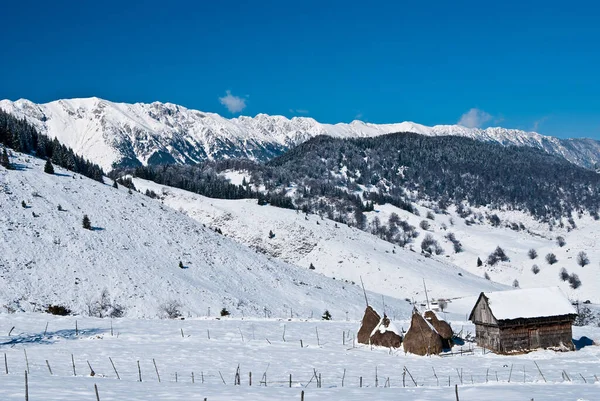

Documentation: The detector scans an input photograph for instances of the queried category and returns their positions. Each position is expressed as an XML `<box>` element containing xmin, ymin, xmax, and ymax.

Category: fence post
<box><xmin>25</xmin><ymin>371</ymin><xmax>29</xmax><ymax>401</ymax></box>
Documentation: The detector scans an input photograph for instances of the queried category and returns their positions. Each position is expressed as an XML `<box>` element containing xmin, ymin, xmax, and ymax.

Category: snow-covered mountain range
<box><xmin>2</xmin><ymin>97</ymin><xmax>599</xmax><ymax>171</ymax></box>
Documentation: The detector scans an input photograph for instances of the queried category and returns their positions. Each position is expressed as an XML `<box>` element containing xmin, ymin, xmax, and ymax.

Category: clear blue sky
<box><xmin>1</xmin><ymin>0</ymin><xmax>599</xmax><ymax>138</ymax></box>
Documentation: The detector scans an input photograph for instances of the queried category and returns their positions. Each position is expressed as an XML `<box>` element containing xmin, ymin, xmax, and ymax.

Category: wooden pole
<box><xmin>71</xmin><ymin>354</ymin><xmax>76</xmax><ymax>376</ymax></box>
<box><xmin>289</xmin><ymin>374</ymin><xmax>292</xmax><ymax>387</ymax></box>
<box><xmin>219</xmin><ymin>370</ymin><xmax>226</xmax><ymax>385</ymax></box>
<box><xmin>75</xmin><ymin>320</ymin><xmax>78</xmax><ymax>336</ymax></box>
<box><xmin>360</xmin><ymin>376</ymin><xmax>362</xmax><ymax>387</ymax></box>
<box><xmin>300</xmin><ymin>390</ymin><xmax>304</xmax><ymax>401</ymax></box>
<box><xmin>46</xmin><ymin>360</ymin><xmax>53</xmax><ymax>375</ymax></box>
<box><xmin>533</xmin><ymin>361</ymin><xmax>546</xmax><ymax>383</ymax></box>
<box><xmin>360</xmin><ymin>276</ymin><xmax>369</xmax><ymax>306</ymax></box>
<box><xmin>4</xmin><ymin>353</ymin><xmax>7</xmax><ymax>374</ymax></box>
<box><xmin>249</xmin><ymin>371</ymin><xmax>251</xmax><ymax>386</ymax></box>
<box><xmin>44</xmin><ymin>322</ymin><xmax>48</xmax><ymax>336</ymax></box>
<box><xmin>109</xmin><ymin>357</ymin><xmax>120</xmax><ymax>380</ymax></box>
<box><xmin>137</xmin><ymin>360</ymin><xmax>142</xmax><ymax>382</ymax></box>
<box><xmin>153</xmin><ymin>359</ymin><xmax>161</xmax><ymax>382</ymax></box>
<box><xmin>207</xmin><ymin>329</ymin><xmax>210</xmax><ymax>339</ymax></box>
<box><xmin>87</xmin><ymin>361</ymin><xmax>95</xmax><ymax>377</ymax></box>
<box><xmin>94</xmin><ymin>384</ymin><xmax>100</xmax><ymax>401</ymax></box>
<box><xmin>342</xmin><ymin>368</ymin><xmax>346</xmax><ymax>387</ymax></box>
<box><xmin>455</xmin><ymin>384</ymin><xmax>459</xmax><ymax>401</ymax></box>
<box><xmin>192</xmin><ymin>372</ymin><xmax>195</xmax><ymax>383</ymax></box>
<box><xmin>508</xmin><ymin>364</ymin><xmax>513</xmax><ymax>383</ymax></box>
<box><xmin>24</xmin><ymin>350</ymin><xmax>30</xmax><ymax>374</ymax></box>
<box><xmin>315</xmin><ymin>327</ymin><xmax>320</xmax><ymax>346</ymax></box>
<box><xmin>25</xmin><ymin>371</ymin><xmax>29</xmax><ymax>401</ymax></box>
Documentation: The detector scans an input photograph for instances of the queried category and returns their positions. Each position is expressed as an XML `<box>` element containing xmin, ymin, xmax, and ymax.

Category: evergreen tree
<box><xmin>82</xmin><ymin>214</ymin><xmax>92</xmax><ymax>230</ymax></box>
<box><xmin>477</xmin><ymin>257</ymin><xmax>483</xmax><ymax>267</ymax></box>
<box><xmin>268</xmin><ymin>230</ymin><xmax>275</xmax><ymax>239</ymax></box>
<box><xmin>179</xmin><ymin>261</ymin><xmax>184</xmax><ymax>269</ymax></box>
<box><xmin>44</xmin><ymin>159</ymin><xmax>55</xmax><ymax>174</ymax></box>
<box><xmin>0</xmin><ymin>148</ymin><xmax>10</xmax><ymax>168</ymax></box>
<box><xmin>21</xmin><ymin>200</ymin><xmax>27</xmax><ymax>208</ymax></box>
<box><xmin>220</xmin><ymin>308</ymin><xmax>230</xmax><ymax>317</ymax></box>
<box><xmin>322</xmin><ymin>310</ymin><xmax>332</xmax><ymax>320</ymax></box>
<box><xmin>309</xmin><ymin>263</ymin><xmax>315</xmax><ymax>270</ymax></box>
<box><xmin>112</xmin><ymin>181</ymin><xmax>118</xmax><ymax>189</ymax></box>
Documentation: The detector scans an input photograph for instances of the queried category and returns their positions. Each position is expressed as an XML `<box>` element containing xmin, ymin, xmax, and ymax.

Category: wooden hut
<box><xmin>403</xmin><ymin>309</ymin><xmax>444</xmax><ymax>355</ymax></box>
<box><xmin>424</xmin><ymin>310</ymin><xmax>453</xmax><ymax>349</ymax></box>
<box><xmin>357</xmin><ymin>306</ymin><xmax>381</xmax><ymax>345</ymax></box>
<box><xmin>469</xmin><ymin>287</ymin><xmax>577</xmax><ymax>354</ymax></box>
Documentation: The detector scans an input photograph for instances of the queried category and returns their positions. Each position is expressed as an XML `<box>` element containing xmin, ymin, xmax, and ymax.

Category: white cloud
<box><xmin>219</xmin><ymin>90</ymin><xmax>247</xmax><ymax>113</ymax></box>
<box><xmin>354</xmin><ymin>112</ymin><xmax>363</xmax><ymax>120</ymax></box>
<box><xmin>458</xmin><ymin>108</ymin><xmax>493</xmax><ymax>128</ymax></box>
<box><xmin>289</xmin><ymin>109</ymin><xmax>309</xmax><ymax>115</ymax></box>
<box><xmin>532</xmin><ymin>116</ymin><xmax>548</xmax><ymax>132</ymax></box>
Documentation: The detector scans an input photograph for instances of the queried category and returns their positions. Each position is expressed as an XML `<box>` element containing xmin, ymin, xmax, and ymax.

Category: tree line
<box><xmin>0</xmin><ymin>109</ymin><xmax>104</xmax><ymax>182</ymax></box>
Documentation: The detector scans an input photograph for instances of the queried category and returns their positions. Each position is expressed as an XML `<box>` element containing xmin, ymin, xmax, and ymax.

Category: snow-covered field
<box><xmin>0</xmin><ymin>311</ymin><xmax>598</xmax><ymax>400</ymax></box>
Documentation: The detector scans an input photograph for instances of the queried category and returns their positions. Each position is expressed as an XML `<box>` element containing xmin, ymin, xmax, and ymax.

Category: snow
<box><xmin>1</xmin><ymin>97</ymin><xmax>598</xmax><ymax>171</ymax></box>
<box><xmin>371</xmin><ymin>316</ymin><xmax>401</xmax><ymax>336</ymax></box>
<box><xmin>0</xmin><ymin>312</ymin><xmax>598</xmax><ymax>400</ymax></box>
<box><xmin>0</xmin><ymin>152</ymin><xmax>412</xmax><ymax>319</ymax></box>
<box><xmin>478</xmin><ymin>287</ymin><xmax>577</xmax><ymax>321</ymax></box>
<box><xmin>131</xmin><ymin>178</ymin><xmax>507</xmax><ymax>303</ymax></box>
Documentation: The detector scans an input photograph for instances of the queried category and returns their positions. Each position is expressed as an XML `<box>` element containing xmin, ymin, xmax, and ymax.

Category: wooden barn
<box><xmin>469</xmin><ymin>287</ymin><xmax>577</xmax><ymax>354</ymax></box>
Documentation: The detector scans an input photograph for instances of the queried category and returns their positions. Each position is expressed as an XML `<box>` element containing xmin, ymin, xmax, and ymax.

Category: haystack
<box><xmin>403</xmin><ymin>310</ymin><xmax>444</xmax><ymax>356</ymax></box>
<box><xmin>357</xmin><ymin>306</ymin><xmax>381</xmax><ymax>345</ymax></box>
<box><xmin>370</xmin><ymin>314</ymin><xmax>402</xmax><ymax>348</ymax></box>
<box><xmin>423</xmin><ymin>310</ymin><xmax>453</xmax><ymax>349</ymax></box>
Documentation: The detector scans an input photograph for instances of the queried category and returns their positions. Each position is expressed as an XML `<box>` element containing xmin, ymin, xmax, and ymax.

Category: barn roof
<box><xmin>470</xmin><ymin>287</ymin><xmax>577</xmax><ymax>321</ymax></box>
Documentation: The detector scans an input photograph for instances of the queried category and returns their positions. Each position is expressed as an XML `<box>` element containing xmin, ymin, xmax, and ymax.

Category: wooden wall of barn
<box><xmin>475</xmin><ymin>318</ymin><xmax>574</xmax><ymax>353</ymax></box>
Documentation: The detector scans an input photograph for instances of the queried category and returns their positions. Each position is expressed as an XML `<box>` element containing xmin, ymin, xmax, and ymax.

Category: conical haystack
<box><xmin>403</xmin><ymin>310</ymin><xmax>444</xmax><ymax>356</ymax></box>
<box><xmin>357</xmin><ymin>306</ymin><xmax>381</xmax><ymax>345</ymax></box>
<box><xmin>424</xmin><ymin>310</ymin><xmax>453</xmax><ymax>349</ymax></box>
<box><xmin>370</xmin><ymin>314</ymin><xmax>402</xmax><ymax>348</ymax></box>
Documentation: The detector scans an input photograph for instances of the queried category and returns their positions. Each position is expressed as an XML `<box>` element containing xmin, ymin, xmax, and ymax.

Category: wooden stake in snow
<box><xmin>153</xmin><ymin>359</ymin><xmax>161</xmax><ymax>382</ymax></box>
<box><xmin>360</xmin><ymin>276</ymin><xmax>369</xmax><ymax>306</ymax></box>
<box><xmin>4</xmin><ymin>353</ymin><xmax>7</xmax><ymax>374</ymax></box>
<box><xmin>109</xmin><ymin>357</ymin><xmax>120</xmax><ymax>380</ymax></box>
<box><xmin>315</xmin><ymin>327</ymin><xmax>320</xmax><ymax>346</ymax></box>
<box><xmin>84</xmin><ymin>361</ymin><xmax>95</xmax><ymax>377</ymax></box>
<box><xmin>341</xmin><ymin>368</ymin><xmax>346</xmax><ymax>387</ymax></box>
<box><xmin>25</xmin><ymin>371</ymin><xmax>29</xmax><ymax>401</ymax></box>
<box><xmin>218</xmin><ymin>370</ymin><xmax>226</xmax><ymax>385</ymax></box>
<box><xmin>455</xmin><ymin>384</ymin><xmax>459</xmax><ymax>401</ymax></box>
<box><xmin>71</xmin><ymin>354</ymin><xmax>76</xmax><ymax>376</ymax></box>
<box><xmin>46</xmin><ymin>360</ymin><xmax>53</xmax><ymax>375</ymax></box>
<box><xmin>300</xmin><ymin>390</ymin><xmax>304</xmax><ymax>401</ymax></box>
<box><xmin>94</xmin><ymin>384</ymin><xmax>100</xmax><ymax>401</ymax></box>
<box><xmin>508</xmin><ymin>364</ymin><xmax>513</xmax><ymax>382</ymax></box>
<box><xmin>137</xmin><ymin>360</ymin><xmax>142</xmax><ymax>382</ymax></box>
<box><xmin>24</xmin><ymin>350</ymin><xmax>30</xmax><ymax>374</ymax></box>
<box><xmin>43</xmin><ymin>322</ymin><xmax>48</xmax><ymax>336</ymax></box>
<box><xmin>8</xmin><ymin>326</ymin><xmax>15</xmax><ymax>336</ymax></box>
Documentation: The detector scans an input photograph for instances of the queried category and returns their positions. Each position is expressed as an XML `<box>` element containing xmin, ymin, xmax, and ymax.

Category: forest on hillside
<box><xmin>113</xmin><ymin>133</ymin><xmax>600</xmax><ymax>229</ymax></box>
<box><xmin>0</xmin><ymin>110</ymin><xmax>104</xmax><ymax>182</ymax></box>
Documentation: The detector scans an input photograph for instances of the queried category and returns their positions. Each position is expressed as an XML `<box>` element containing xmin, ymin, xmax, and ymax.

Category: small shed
<box><xmin>469</xmin><ymin>287</ymin><xmax>577</xmax><ymax>354</ymax></box>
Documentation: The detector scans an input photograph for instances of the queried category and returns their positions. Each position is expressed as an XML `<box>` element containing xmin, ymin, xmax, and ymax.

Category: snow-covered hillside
<box><xmin>362</xmin><ymin>203</ymin><xmax>600</xmax><ymax>304</ymax></box>
<box><xmin>132</xmin><ymin>176</ymin><xmax>600</xmax><ymax>304</ymax></box>
<box><xmin>0</xmin><ymin>151</ymin><xmax>413</xmax><ymax>319</ymax></box>
<box><xmin>131</xmin><ymin>178</ymin><xmax>507</xmax><ymax>303</ymax></box>
<box><xmin>2</xmin><ymin>97</ymin><xmax>599</xmax><ymax>170</ymax></box>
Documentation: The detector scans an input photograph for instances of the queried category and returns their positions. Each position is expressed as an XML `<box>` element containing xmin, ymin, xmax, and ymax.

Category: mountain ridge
<box><xmin>2</xmin><ymin>97</ymin><xmax>600</xmax><ymax>171</ymax></box>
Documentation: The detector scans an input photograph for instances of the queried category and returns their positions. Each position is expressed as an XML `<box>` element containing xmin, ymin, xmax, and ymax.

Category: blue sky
<box><xmin>1</xmin><ymin>1</ymin><xmax>599</xmax><ymax>138</ymax></box>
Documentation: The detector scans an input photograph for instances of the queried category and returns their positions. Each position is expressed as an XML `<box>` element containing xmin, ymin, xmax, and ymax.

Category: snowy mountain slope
<box><xmin>361</xmin><ymin>202</ymin><xmax>600</xmax><ymax>304</ymax></box>
<box><xmin>0</xmin><ymin>151</ymin><xmax>413</xmax><ymax>319</ymax></box>
<box><xmin>131</xmin><ymin>178</ymin><xmax>507</xmax><ymax>302</ymax></box>
<box><xmin>2</xmin><ymin>97</ymin><xmax>600</xmax><ymax>170</ymax></box>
